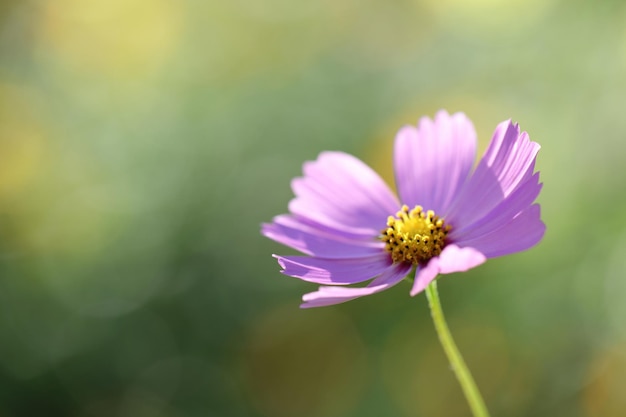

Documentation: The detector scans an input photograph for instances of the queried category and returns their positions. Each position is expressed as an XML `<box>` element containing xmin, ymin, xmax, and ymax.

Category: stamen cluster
<box><xmin>382</xmin><ymin>205</ymin><xmax>450</xmax><ymax>265</ymax></box>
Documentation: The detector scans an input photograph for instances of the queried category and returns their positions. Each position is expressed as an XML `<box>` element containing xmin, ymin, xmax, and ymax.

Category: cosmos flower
<box><xmin>262</xmin><ymin>110</ymin><xmax>545</xmax><ymax>308</ymax></box>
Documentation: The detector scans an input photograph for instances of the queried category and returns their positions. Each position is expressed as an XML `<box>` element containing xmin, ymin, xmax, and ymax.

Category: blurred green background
<box><xmin>0</xmin><ymin>0</ymin><xmax>625</xmax><ymax>416</ymax></box>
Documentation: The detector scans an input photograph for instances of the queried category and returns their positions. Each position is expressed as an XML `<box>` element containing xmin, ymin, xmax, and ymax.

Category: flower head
<box><xmin>262</xmin><ymin>111</ymin><xmax>545</xmax><ymax>308</ymax></box>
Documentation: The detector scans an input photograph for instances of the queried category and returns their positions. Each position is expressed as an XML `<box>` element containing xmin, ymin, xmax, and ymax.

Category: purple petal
<box><xmin>293</xmin><ymin>214</ymin><xmax>382</xmax><ymax>240</ymax></box>
<box><xmin>409</xmin><ymin>245</ymin><xmax>486</xmax><ymax>296</ymax></box>
<box><xmin>410</xmin><ymin>259</ymin><xmax>440</xmax><ymax>296</ymax></box>
<box><xmin>436</xmin><ymin>244</ymin><xmax>487</xmax><ymax>273</ymax></box>
<box><xmin>482</xmin><ymin>122</ymin><xmax>538</xmax><ymax>195</ymax></box>
<box><xmin>288</xmin><ymin>152</ymin><xmax>399</xmax><ymax>236</ymax></box>
<box><xmin>262</xmin><ymin>215</ymin><xmax>384</xmax><ymax>258</ymax></box>
<box><xmin>446</xmin><ymin>120</ymin><xmax>540</xmax><ymax>227</ymax></box>
<box><xmin>450</xmin><ymin>172</ymin><xmax>542</xmax><ymax>242</ymax></box>
<box><xmin>394</xmin><ymin>111</ymin><xmax>476</xmax><ymax>214</ymax></box>
<box><xmin>300</xmin><ymin>263</ymin><xmax>413</xmax><ymax>308</ymax></box>
<box><xmin>275</xmin><ymin>253</ymin><xmax>393</xmax><ymax>285</ymax></box>
<box><xmin>457</xmin><ymin>204</ymin><xmax>545</xmax><ymax>258</ymax></box>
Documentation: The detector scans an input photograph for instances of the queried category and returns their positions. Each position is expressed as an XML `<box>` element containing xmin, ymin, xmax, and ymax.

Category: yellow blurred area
<box><xmin>584</xmin><ymin>346</ymin><xmax>626</xmax><ymax>417</ymax></box>
<box><xmin>37</xmin><ymin>0</ymin><xmax>183</xmax><ymax>78</ymax></box>
<box><xmin>0</xmin><ymin>83</ymin><xmax>45</xmax><ymax>198</ymax></box>
<box><xmin>241</xmin><ymin>304</ymin><xmax>368</xmax><ymax>417</ymax></box>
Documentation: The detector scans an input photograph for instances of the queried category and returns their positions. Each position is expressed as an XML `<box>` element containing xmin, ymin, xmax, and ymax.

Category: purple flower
<box><xmin>262</xmin><ymin>111</ymin><xmax>545</xmax><ymax>308</ymax></box>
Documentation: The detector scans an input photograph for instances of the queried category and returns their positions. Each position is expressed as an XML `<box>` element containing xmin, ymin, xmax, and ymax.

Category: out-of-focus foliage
<box><xmin>0</xmin><ymin>0</ymin><xmax>625</xmax><ymax>416</ymax></box>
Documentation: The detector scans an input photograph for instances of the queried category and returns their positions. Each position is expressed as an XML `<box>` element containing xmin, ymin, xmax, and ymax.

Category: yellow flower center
<box><xmin>382</xmin><ymin>205</ymin><xmax>450</xmax><ymax>265</ymax></box>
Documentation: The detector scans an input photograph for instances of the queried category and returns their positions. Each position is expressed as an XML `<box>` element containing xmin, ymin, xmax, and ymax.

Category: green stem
<box><xmin>425</xmin><ymin>280</ymin><xmax>491</xmax><ymax>417</ymax></box>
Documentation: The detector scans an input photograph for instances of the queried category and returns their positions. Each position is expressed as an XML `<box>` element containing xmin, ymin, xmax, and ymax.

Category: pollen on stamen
<box><xmin>381</xmin><ymin>205</ymin><xmax>450</xmax><ymax>265</ymax></box>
